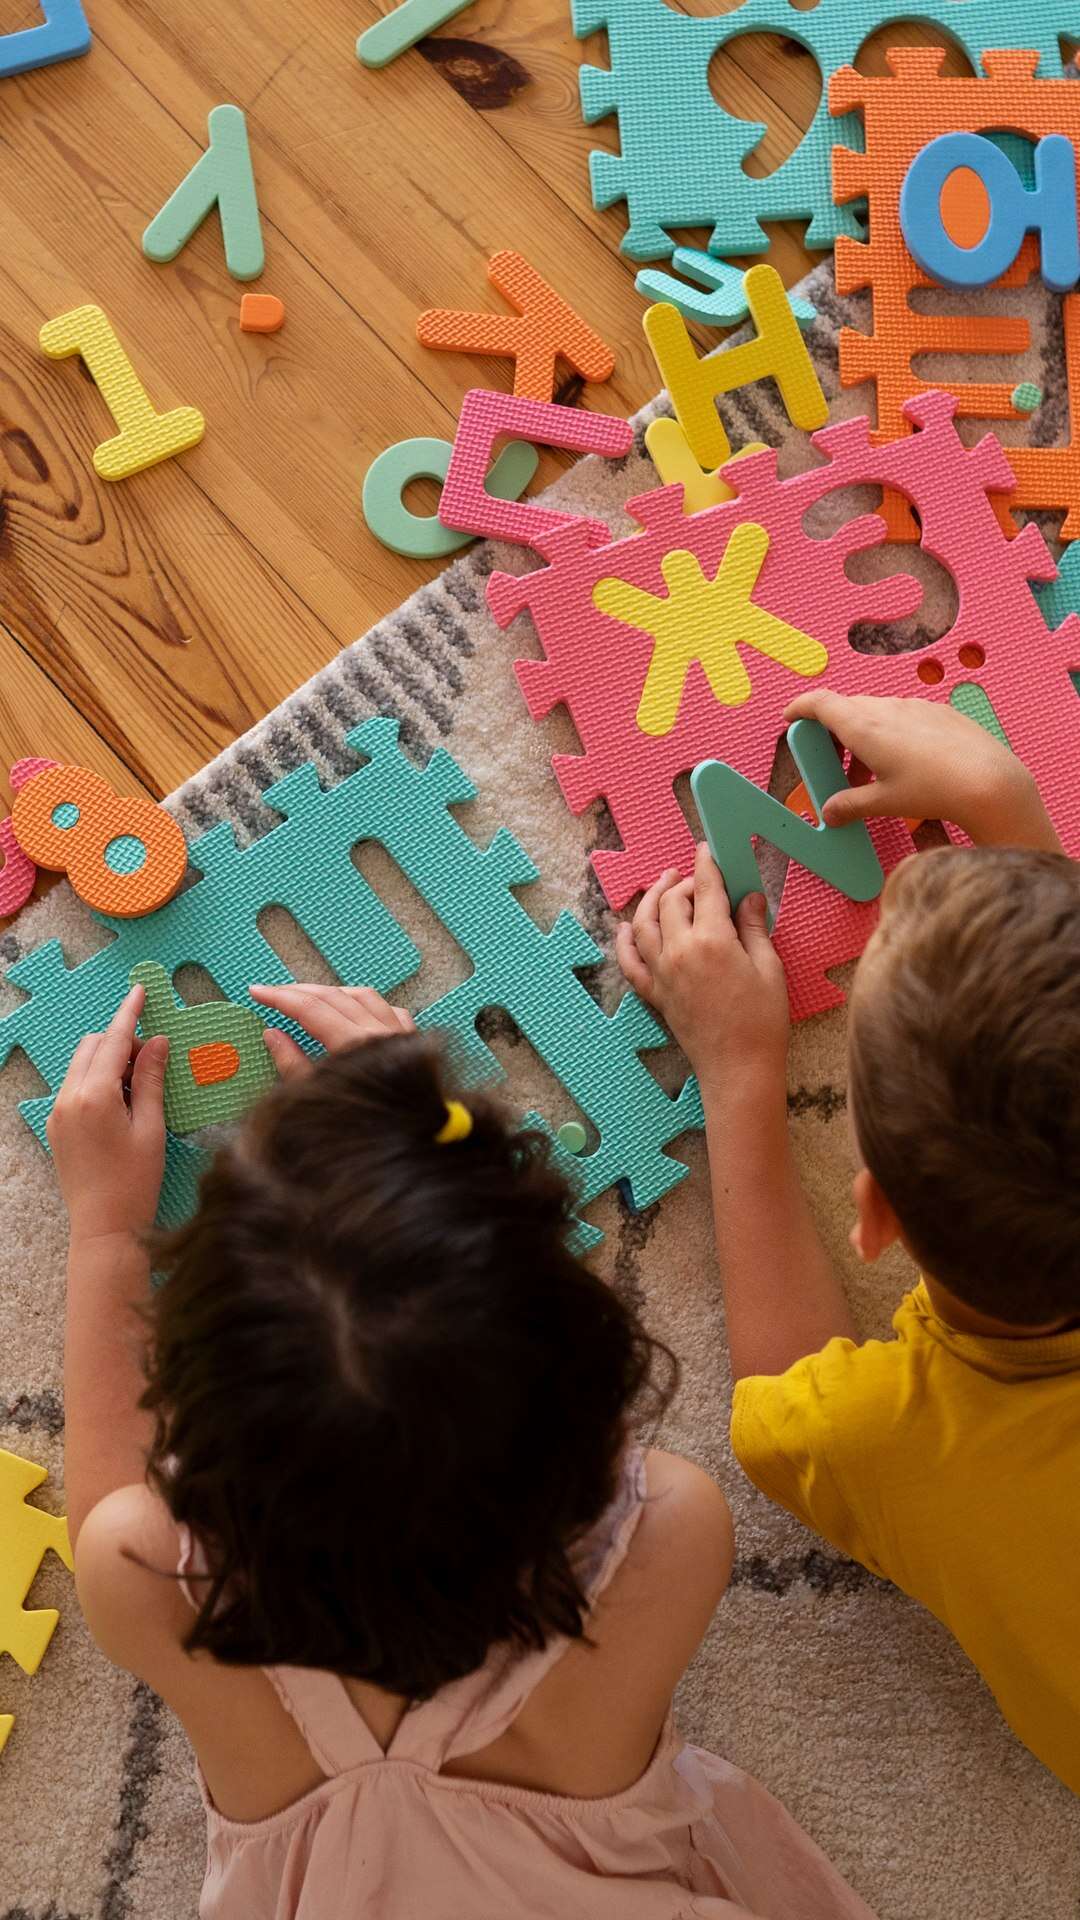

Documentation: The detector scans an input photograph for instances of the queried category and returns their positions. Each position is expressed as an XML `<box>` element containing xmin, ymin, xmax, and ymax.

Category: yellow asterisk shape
<box><xmin>594</xmin><ymin>521</ymin><xmax>828</xmax><ymax>735</ymax></box>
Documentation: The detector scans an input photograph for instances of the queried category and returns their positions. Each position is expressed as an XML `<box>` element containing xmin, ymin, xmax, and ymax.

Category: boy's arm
<box><xmin>617</xmin><ymin>849</ymin><xmax>857</xmax><ymax>1383</ymax></box>
<box><xmin>784</xmin><ymin>690</ymin><xmax>1064</xmax><ymax>852</ymax></box>
<box><xmin>48</xmin><ymin>989</ymin><xmax>169</xmax><ymax>1547</ymax></box>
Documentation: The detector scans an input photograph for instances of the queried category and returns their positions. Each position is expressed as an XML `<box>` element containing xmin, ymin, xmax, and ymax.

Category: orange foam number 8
<box><xmin>11</xmin><ymin>766</ymin><xmax>187</xmax><ymax>917</ymax></box>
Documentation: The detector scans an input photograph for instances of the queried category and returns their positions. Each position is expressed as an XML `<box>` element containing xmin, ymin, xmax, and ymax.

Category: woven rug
<box><xmin>3</xmin><ymin>254</ymin><xmax>1079</xmax><ymax>1920</ymax></box>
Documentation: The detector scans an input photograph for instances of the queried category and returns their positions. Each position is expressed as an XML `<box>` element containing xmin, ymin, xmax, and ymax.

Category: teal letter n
<box><xmin>690</xmin><ymin>718</ymin><xmax>885</xmax><ymax>925</ymax></box>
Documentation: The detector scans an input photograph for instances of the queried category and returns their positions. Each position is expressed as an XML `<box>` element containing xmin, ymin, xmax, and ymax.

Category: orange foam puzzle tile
<box><xmin>416</xmin><ymin>250</ymin><xmax>616</xmax><ymax>402</ymax></box>
<box><xmin>240</xmin><ymin>293</ymin><xmax>285</xmax><ymax>334</ymax></box>
<box><xmin>11</xmin><ymin>765</ymin><xmax>188</xmax><ymax>918</ymax></box>
<box><xmin>830</xmin><ymin>48</ymin><xmax>1080</xmax><ymax>541</ymax></box>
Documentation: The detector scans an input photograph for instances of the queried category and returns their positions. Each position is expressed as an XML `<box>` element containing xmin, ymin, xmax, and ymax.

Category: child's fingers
<box><xmin>659</xmin><ymin>875</ymin><xmax>694</xmax><ymax>942</ymax></box>
<box><xmin>249</xmin><ymin>983</ymin><xmax>363</xmax><ymax>1051</ymax></box>
<box><xmin>129</xmin><ymin>1035</ymin><xmax>169</xmax><ymax>1134</ymax></box>
<box><xmin>632</xmin><ymin>868</ymin><xmax>680</xmax><ymax>966</ymax></box>
<box><xmin>692</xmin><ymin>841</ymin><xmax>734</xmax><ymax>929</ymax></box>
<box><xmin>394</xmin><ymin>1005</ymin><xmax>416</xmax><ymax>1033</ymax></box>
<box><xmin>262</xmin><ymin>1027</ymin><xmax>313</xmax><ymax>1079</ymax></box>
<box><xmin>783</xmin><ymin>688</ymin><xmax>858</xmax><ymax>738</ymax></box>
<box><xmin>820</xmin><ymin>781</ymin><xmax>888</xmax><ymax>827</ymax></box>
<box><xmin>615</xmin><ymin>923</ymin><xmax>654</xmax><ymax>1002</ymax></box>
<box><xmin>92</xmin><ymin>986</ymin><xmax>144</xmax><ymax>1084</ymax></box>
<box><xmin>60</xmin><ymin>1032</ymin><xmax>104</xmax><ymax>1099</ymax></box>
<box><xmin>734</xmin><ymin>892</ymin><xmax>775</xmax><ymax>964</ymax></box>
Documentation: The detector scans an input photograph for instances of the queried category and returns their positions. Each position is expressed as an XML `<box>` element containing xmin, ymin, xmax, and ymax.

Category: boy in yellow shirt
<box><xmin>618</xmin><ymin>690</ymin><xmax>1080</xmax><ymax>1795</ymax></box>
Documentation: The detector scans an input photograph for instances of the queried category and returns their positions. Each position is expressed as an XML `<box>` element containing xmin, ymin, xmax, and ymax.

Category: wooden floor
<box><xmin>0</xmin><ymin>0</ymin><xmax>954</xmax><ymax>808</ymax></box>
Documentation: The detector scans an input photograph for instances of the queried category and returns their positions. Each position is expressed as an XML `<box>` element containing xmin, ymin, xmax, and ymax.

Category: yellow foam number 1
<box><xmin>39</xmin><ymin>305</ymin><xmax>205</xmax><ymax>482</ymax></box>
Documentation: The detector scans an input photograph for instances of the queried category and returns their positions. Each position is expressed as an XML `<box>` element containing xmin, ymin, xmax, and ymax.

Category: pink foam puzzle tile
<box><xmin>438</xmin><ymin>389</ymin><xmax>634</xmax><ymax>559</ymax></box>
<box><xmin>486</xmin><ymin>390</ymin><xmax>1080</xmax><ymax>1019</ymax></box>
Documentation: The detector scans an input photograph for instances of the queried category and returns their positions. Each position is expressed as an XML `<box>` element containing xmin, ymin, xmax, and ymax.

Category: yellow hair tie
<box><xmin>435</xmin><ymin>1099</ymin><xmax>473</xmax><ymax>1145</ymax></box>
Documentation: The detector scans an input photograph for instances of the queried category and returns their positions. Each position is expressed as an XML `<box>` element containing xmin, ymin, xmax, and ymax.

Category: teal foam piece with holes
<box><xmin>362</xmin><ymin>436</ymin><xmax>539</xmax><ymax>558</ymax></box>
<box><xmin>0</xmin><ymin>0</ymin><xmax>90</xmax><ymax>79</ymax></box>
<box><xmin>691</xmin><ymin>719</ymin><xmax>884</xmax><ymax>925</ymax></box>
<box><xmin>572</xmin><ymin>0</ymin><xmax>1068</xmax><ymax>260</ymax></box>
<box><xmin>635</xmin><ymin>251</ymin><xmax>816</xmax><ymax>330</ymax></box>
<box><xmin>1035</xmin><ymin>541</ymin><xmax>1080</xmax><ymax>703</ymax></box>
<box><xmin>143</xmin><ymin>105</ymin><xmax>264</xmax><ymax>282</ymax></box>
<box><xmin>0</xmin><ymin>720</ymin><xmax>703</xmax><ymax>1248</ymax></box>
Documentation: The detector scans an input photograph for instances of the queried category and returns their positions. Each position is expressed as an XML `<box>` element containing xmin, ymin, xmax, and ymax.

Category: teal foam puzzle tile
<box><xmin>572</xmin><ymin>0</ymin><xmax>1069</xmax><ymax>261</ymax></box>
<box><xmin>0</xmin><ymin>722</ymin><xmax>703</xmax><ymax>1249</ymax></box>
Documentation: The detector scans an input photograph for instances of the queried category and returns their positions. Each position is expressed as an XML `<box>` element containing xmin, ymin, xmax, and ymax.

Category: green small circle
<box><xmin>51</xmin><ymin>802</ymin><xmax>80</xmax><ymax>829</ymax></box>
<box><xmin>104</xmin><ymin>835</ymin><xmax>147</xmax><ymax>875</ymax></box>
<box><xmin>1011</xmin><ymin>382</ymin><xmax>1043</xmax><ymax>415</ymax></box>
<box><xmin>557</xmin><ymin>1121</ymin><xmax>588</xmax><ymax>1155</ymax></box>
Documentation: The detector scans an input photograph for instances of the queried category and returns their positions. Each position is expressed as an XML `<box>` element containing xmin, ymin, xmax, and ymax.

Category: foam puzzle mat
<box><xmin>572</xmin><ymin>0</ymin><xmax>1071</xmax><ymax>261</ymax></box>
<box><xmin>0</xmin><ymin>720</ymin><xmax>705</xmax><ymax>1250</ymax></box>
<box><xmin>486</xmin><ymin>391</ymin><xmax>1080</xmax><ymax>1018</ymax></box>
<box><xmin>831</xmin><ymin>49</ymin><xmax>1080</xmax><ymax>542</ymax></box>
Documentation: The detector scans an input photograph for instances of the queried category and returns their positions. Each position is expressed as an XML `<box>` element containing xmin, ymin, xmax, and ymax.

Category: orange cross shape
<box><xmin>416</xmin><ymin>250</ymin><xmax>616</xmax><ymax>402</ymax></box>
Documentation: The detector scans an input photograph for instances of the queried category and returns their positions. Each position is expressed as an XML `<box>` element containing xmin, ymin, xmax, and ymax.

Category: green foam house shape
<box><xmin>691</xmin><ymin>718</ymin><xmax>885</xmax><ymax>924</ymax></box>
<box><xmin>143</xmin><ymin>105</ymin><xmax>264</xmax><ymax>282</ymax></box>
<box><xmin>129</xmin><ymin>962</ymin><xmax>276</xmax><ymax>1136</ymax></box>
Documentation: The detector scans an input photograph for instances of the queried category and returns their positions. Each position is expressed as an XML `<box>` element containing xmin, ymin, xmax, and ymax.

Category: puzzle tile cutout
<box><xmin>831</xmin><ymin>50</ymin><xmax>1080</xmax><ymax>541</ymax></box>
<box><xmin>0</xmin><ymin>1449</ymin><xmax>73</xmax><ymax>1755</ymax></box>
<box><xmin>143</xmin><ymin>104</ymin><xmax>265</xmax><ymax>282</ymax></box>
<box><xmin>487</xmin><ymin>391</ymin><xmax>1080</xmax><ymax>1018</ymax></box>
<box><xmin>572</xmin><ymin>0</ymin><xmax>1070</xmax><ymax>260</ymax></box>
<box><xmin>39</xmin><ymin>305</ymin><xmax>206</xmax><ymax>482</ymax></box>
<box><xmin>417</xmin><ymin>251</ymin><xmax>616</xmax><ymax>401</ymax></box>
<box><xmin>0</xmin><ymin>0</ymin><xmax>90</xmax><ymax>80</ymax></box>
<box><xmin>0</xmin><ymin>720</ymin><xmax>705</xmax><ymax>1247</ymax></box>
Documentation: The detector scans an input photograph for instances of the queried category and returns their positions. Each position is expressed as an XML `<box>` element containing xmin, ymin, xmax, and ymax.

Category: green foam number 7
<box><xmin>690</xmin><ymin>718</ymin><xmax>885</xmax><ymax>925</ymax></box>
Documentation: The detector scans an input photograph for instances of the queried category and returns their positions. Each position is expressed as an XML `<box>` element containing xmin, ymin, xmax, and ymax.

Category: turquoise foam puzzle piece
<box><xmin>635</xmin><ymin>251</ymin><xmax>816</xmax><ymax>330</ymax></box>
<box><xmin>1036</xmin><ymin>541</ymin><xmax>1080</xmax><ymax>704</ymax></box>
<box><xmin>0</xmin><ymin>0</ymin><xmax>90</xmax><ymax>79</ymax></box>
<box><xmin>948</xmin><ymin>683</ymin><xmax>1013</xmax><ymax>747</ymax></box>
<box><xmin>358</xmin><ymin>0</ymin><xmax>477</xmax><ymax>68</ymax></box>
<box><xmin>362</xmin><ymin>436</ymin><xmax>540</xmax><ymax>558</ymax></box>
<box><xmin>572</xmin><ymin>0</ymin><xmax>1068</xmax><ymax>260</ymax></box>
<box><xmin>0</xmin><ymin>721</ymin><xmax>703</xmax><ymax>1249</ymax></box>
<box><xmin>143</xmin><ymin>105</ymin><xmax>264</xmax><ymax>283</ymax></box>
<box><xmin>691</xmin><ymin>718</ymin><xmax>884</xmax><ymax>925</ymax></box>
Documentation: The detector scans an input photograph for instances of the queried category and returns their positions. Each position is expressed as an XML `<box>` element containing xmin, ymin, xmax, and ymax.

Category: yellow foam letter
<box><xmin>594</xmin><ymin>521</ymin><xmax>828</xmax><ymax>733</ymax></box>
<box><xmin>644</xmin><ymin>417</ymin><xmax>767</xmax><ymax>514</ymax></box>
<box><xmin>643</xmin><ymin>265</ymin><xmax>827</xmax><ymax>471</ymax></box>
<box><xmin>39</xmin><ymin>304</ymin><xmax>205</xmax><ymax>481</ymax></box>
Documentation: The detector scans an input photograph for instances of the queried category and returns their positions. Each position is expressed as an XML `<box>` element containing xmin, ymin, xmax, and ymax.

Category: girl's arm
<box><xmin>48</xmin><ymin>988</ymin><xmax>169</xmax><ymax>1545</ymax></box>
<box><xmin>617</xmin><ymin>848</ymin><xmax>856</xmax><ymax>1383</ymax></box>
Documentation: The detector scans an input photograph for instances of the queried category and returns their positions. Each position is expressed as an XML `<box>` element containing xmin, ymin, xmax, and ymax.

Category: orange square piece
<box><xmin>830</xmin><ymin>49</ymin><xmax>1080</xmax><ymax>541</ymax></box>
<box><xmin>240</xmin><ymin>293</ymin><xmax>285</xmax><ymax>334</ymax></box>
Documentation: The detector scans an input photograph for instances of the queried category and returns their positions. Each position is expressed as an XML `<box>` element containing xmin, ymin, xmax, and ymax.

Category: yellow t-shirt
<box><xmin>732</xmin><ymin>1283</ymin><xmax>1080</xmax><ymax>1795</ymax></box>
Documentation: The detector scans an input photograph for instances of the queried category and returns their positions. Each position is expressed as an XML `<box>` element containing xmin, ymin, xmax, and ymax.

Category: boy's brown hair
<box><xmin>848</xmin><ymin>846</ymin><xmax>1080</xmax><ymax>1326</ymax></box>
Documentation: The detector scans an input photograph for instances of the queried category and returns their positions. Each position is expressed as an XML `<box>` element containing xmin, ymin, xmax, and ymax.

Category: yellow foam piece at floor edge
<box><xmin>39</xmin><ymin>304</ymin><xmax>205</xmax><ymax>481</ymax></box>
<box><xmin>644</xmin><ymin>418</ymin><xmax>768</xmax><ymax>513</ymax></box>
<box><xmin>643</xmin><ymin>264</ymin><xmax>828</xmax><ymax>472</ymax></box>
<box><xmin>0</xmin><ymin>1448</ymin><xmax>74</xmax><ymax>1679</ymax></box>
<box><xmin>0</xmin><ymin>1713</ymin><xmax>12</xmax><ymax>1756</ymax></box>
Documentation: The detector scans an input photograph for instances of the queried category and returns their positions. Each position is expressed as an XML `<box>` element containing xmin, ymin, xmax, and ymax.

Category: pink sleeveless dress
<box><xmin>179</xmin><ymin>1453</ymin><xmax>877</xmax><ymax>1920</ymax></box>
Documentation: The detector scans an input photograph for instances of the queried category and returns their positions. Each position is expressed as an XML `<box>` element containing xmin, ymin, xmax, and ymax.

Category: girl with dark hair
<box><xmin>55</xmin><ymin>979</ymin><xmax>873</xmax><ymax>1920</ymax></box>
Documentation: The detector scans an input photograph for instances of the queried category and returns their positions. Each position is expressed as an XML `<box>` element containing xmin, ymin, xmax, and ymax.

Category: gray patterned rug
<box><xmin>3</xmin><ymin>255</ymin><xmax>1079</xmax><ymax>1920</ymax></box>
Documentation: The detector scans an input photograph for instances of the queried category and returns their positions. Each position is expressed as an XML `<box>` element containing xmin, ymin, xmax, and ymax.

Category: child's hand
<box><xmin>616</xmin><ymin>843</ymin><xmax>789</xmax><ymax>1094</ymax></box>
<box><xmin>250</xmin><ymin>982</ymin><xmax>415</xmax><ymax>1078</ymax></box>
<box><xmin>48</xmin><ymin>987</ymin><xmax>169</xmax><ymax>1245</ymax></box>
<box><xmin>783</xmin><ymin>690</ymin><xmax>1061</xmax><ymax>850</ymax></box>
